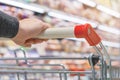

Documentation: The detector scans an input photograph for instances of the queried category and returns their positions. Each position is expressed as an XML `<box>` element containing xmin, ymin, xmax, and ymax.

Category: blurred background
<box><xmin>0</xmin><ymin>0</ymin><xmax>119</xmax><ymax>80</ymax></box>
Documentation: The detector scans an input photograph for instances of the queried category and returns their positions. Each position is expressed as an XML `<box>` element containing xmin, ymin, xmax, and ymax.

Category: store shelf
<box><xmin>0</xmin><ymin>0</ymin><xmax>98</xmax><ymax>27</ymax></box>
<box><xmin>1</xmin><ymin>45</ymin><xmax>119</xmax><ymax>62</ymax></box>
<box><xmin>78</xmin><ymin>0</ymin><xmax>120</xmax><ymax>18</ymax></box>
<box><xmin>47</xmin><ymin>11</ymin><xmax>120</xmax><ymax>35</ymax></box>
<box><xmin>96</xmin><ymin>5</ymin><xmax>120</xmax><ymax>18</ymax></box>
<box><xmin>111</xmin><ymin>56</ymin><xmax>120</xmax><ymax>61</ymax></box>
<box><xmin>47</xmin><ymin>10</ymin><xmax>97</xmax><ymax>27</ymax></box>
<box><xmin>98</xmin><ymin>25</ymin><xmax>120</xmax><ymax>35</ymax></box>
<box><xmin>68</xmin><ymin>38</ymin><xmax>120</xmax><ymax>48</ymax></box>
<box><xmin>0</xmin><ymin>0</ymin><xmax>46</xmax><ymax>13</ymax></box>
<box><xmin>102</xmin><ymin>41</ymin><xmax>120</xmax><ymax>48</ymax></box>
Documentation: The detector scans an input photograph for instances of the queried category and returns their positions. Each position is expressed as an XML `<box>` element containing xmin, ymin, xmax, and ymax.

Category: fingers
<box><xmin>26</xmin><ymin>38</ymin><xmax>48</xmax><ymax>43</ymax></box>
<box><xmin>23</xmin><ymin>38</ymin><xmax>48</xmax><ymax>47</ymax></box>
<box><xmin>39</xmin><ymin>23</ymin><xmax>51</xmax><ymax>34</ymax></box>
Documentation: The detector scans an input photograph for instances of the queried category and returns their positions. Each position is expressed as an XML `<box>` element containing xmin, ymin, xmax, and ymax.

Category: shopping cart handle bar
<box><xmin>37</xmin><ymin>23</ymin><xmax>101</xmax><ymax>46</ymax></box>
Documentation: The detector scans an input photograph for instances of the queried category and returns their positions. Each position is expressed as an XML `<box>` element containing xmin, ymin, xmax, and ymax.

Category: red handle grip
<box><xmin>74</xmin><ymin>24</ymin><xmax>101</xmax><ymax>46</ymax></box>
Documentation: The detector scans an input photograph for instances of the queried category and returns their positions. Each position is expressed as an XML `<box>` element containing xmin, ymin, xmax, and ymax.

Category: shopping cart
<box><xmin>0</xmin><ymin>48</ymin><xmax>99</xmax><ymax>80</ymax></box>
<box><xmin>0</xmin><ymin>23</ymin><xmax>119</xmax><ymax>80</ymax></box>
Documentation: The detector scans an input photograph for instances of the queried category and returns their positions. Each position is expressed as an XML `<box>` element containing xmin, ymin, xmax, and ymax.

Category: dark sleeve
<box><xmin>0</xmin><ymin>11</ymin><xmax>19</xmax><ymax>38</ymax></box>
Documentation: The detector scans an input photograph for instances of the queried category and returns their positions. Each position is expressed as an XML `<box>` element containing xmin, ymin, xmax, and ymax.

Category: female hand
<box><xmin>12</xmin><ymin>18</ymin><xmax>50</xmax><ymax>47</ymax></box>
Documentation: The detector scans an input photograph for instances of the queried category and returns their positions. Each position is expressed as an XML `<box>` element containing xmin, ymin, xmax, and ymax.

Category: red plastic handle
<box><xmin>74</xmin><ymin>24</ymin><xmax>101</xmax><ymax>46</ymax></box>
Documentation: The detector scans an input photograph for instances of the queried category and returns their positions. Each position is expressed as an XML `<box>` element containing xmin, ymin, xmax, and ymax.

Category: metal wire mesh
<box><xmin>0</xmin><ymin>43</ymin><xmax>119</xmax><ymax>80</ymax></box>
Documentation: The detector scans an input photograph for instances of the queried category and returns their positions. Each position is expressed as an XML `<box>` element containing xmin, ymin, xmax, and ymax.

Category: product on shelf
<box><xmin>112</xmin><ymin>61</ymin><xmax>120</xmax><ymax>67</ymax></box>
<box><xmin>0</xmin><ymin>4</ymin><xmax>34</xmax><ymax>20</ymax></box>
<box><xmin>44</xmin><ymin>39</ymin><xmax>119</xmax><ymax>56</ymax></box>
<box><xmin>35</xmin><ymin>0</ymin><xmax>120</xmax><ymax>29</ymax></box>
